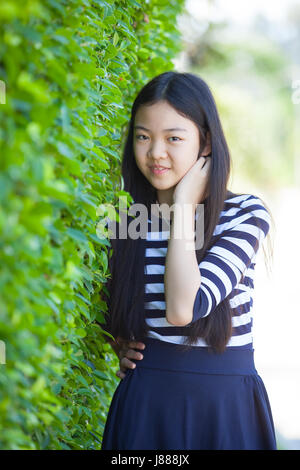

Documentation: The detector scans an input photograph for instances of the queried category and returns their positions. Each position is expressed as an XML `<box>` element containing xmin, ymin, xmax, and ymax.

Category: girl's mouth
<box><xmin>150</xmin><ymin>167</ymin><xmax>170</xmax><ymax>175</ymax></box>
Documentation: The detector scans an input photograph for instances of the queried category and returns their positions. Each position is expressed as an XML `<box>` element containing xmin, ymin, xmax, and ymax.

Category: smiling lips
<box><xmin>149</xmin><ymin>165</ymin><xmax>170</xmax><ymax>175</ymax></box>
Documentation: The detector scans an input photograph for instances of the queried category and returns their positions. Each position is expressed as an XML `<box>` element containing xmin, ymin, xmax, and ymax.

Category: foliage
<box><xmin>0</xmin><ymin>0</ymin><xmax>185</xmax><ymax>449</ymax></box>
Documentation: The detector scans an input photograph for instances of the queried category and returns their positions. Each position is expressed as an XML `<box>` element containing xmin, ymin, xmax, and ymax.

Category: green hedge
<box><xmin>0</xmin><ymin>0</ymin><xmax>185</xmax><ymax>450</ymax></box>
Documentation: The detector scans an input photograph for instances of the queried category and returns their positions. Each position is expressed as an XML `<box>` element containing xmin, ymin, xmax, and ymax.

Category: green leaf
<box><xmin>66</xmin><ymin>228</ymin><xmax>88</xmax><ymax>243</ymax></box>
<box><xmin>76</xmin><ymin>328</ymin><xmax>87</xmax><ymax>338</ymax></box>
<box><xmin>113</xmin><ymin>32</ymin><xmax>119</xmax><ymax>46</ymax></box>
<box><xmin>93</xmin><ymin>370</ymin><xmax>109</xmax><ymax>380</ymax></box>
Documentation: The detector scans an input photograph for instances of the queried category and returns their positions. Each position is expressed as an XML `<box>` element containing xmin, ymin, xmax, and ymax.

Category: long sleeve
<box><xmin>187</xmin><ymin>196</ymin><xmax>271</xmax><ymax>324</ymax></box>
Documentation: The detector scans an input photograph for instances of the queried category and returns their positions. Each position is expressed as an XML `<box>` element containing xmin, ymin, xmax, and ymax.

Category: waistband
<box><xmin>132</xmin><ymin>337</ymin><xmax>258</xmax><ymax>375</ymax></box>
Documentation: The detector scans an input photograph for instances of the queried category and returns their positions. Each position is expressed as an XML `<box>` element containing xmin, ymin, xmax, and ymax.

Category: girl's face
<box><xmin>133</xmin><ymin>100</ymin><xmax>210</xmax><ymax>205</ymax></box>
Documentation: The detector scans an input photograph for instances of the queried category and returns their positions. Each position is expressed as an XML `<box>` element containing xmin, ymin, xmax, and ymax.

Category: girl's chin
<box><xmin>149</xmin><ymin>181</ymin><xmax>176</xmax><ymax>191</ymax></box>
<box><xmin>141</xmin><ymin>169</ymin><xmax>180</xmax><ymax>191</ymax></box>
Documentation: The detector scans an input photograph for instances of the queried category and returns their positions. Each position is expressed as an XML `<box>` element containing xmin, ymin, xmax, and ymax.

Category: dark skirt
<box><xmin>101</xmin><ymin>337</ymin><xmax>277</xmax><ymax>450</ymax></box>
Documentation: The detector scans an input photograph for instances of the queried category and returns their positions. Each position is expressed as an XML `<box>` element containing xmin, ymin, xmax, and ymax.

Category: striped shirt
<box><xmin>144</xmin><ymin>193</ymin><xmax>271</xmax><ymax>350</ymax></box>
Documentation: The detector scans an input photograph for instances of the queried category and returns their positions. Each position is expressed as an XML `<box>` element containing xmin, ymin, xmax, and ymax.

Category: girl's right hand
<box><xmin>116</xmin><ymin>340</ymin><xmax>146</xmax><ymax>379</ymax></box>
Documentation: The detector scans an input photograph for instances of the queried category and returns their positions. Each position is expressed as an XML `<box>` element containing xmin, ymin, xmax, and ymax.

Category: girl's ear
<box><xmin>200</xmin><ymin>131</ymin><xmax>211</xmax><ymax>157</ymax></box>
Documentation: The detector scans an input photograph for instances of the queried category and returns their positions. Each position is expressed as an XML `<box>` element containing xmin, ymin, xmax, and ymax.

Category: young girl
<box><xmin>100</xmin><ymin>71</ymin><xmax>277</xmax><ymax>450</ymax></box>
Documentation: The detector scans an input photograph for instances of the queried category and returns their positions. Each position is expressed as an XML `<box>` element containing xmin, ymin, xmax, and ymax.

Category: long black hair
<box><xmin>100</xmin><ymin>71</ymin><xmax>274</xmax><ymax>353</ymax></box>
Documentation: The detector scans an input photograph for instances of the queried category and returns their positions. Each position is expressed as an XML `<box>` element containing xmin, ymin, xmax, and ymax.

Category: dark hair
<box><xmin>100</xmin><ymin>71</ymin><xmax>274</xmax><ymax>353</ymax></box>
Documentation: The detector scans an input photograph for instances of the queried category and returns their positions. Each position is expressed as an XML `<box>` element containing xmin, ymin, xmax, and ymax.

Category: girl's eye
<box><xmin>135</xmin><ymin>135</ymin><xmax>182</xmax><ymax>142</ymax></box>
<box><xmin>136</xmin><ymin>134</ymin><xmax>148</xmax><ymax>140</ymax></box>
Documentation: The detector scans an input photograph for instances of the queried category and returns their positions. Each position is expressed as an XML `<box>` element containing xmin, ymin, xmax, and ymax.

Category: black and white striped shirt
<box><xmin>144</xmin><ymin>194</ymin><xmax>271</xmax><ymax>349</ymax></box>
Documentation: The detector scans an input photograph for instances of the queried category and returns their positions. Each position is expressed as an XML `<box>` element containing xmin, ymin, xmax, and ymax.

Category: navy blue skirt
<box><xmin>101</xmin><ymin>337</ymin><xmax>277</xmax><ymax>450</ymax></box>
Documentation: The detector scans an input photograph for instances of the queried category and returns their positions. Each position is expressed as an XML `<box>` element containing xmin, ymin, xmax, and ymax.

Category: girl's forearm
<box><xmin>164</xmin><ymin>202</ymin><xmax>201</xmax><ymax>326</ymax></box>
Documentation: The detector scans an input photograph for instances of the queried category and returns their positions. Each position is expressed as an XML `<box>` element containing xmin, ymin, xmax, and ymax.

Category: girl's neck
<box><xmin>156</xmin><ymin>188</ymin><xmax>174</xmax><ymax>207</ymax></box>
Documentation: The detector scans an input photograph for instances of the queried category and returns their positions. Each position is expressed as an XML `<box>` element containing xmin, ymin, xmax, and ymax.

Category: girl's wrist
<box><xmin>172</xmin><ymin>199</ymin><xmax>197</xmax><ymax>212</ymax></box>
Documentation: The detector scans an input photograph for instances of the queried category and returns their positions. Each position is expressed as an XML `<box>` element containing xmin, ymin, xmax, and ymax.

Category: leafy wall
<box><xmin>0</xmin><ymin>0</ymin><xmax>185</xmax><ymax>449</ymax></box>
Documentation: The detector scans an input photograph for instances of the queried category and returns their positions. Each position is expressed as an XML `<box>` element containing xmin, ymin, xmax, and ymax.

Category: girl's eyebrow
<box><xmin>134</xmin><ymin>125</ymin><xmax>187</xmax><ymax>132</ymax></box>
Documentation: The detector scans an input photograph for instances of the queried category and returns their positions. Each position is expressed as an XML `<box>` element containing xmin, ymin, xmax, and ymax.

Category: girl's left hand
<box><xmin>115</xmin><ymin>339</ymin><xmax>146</xmax><ymax>380</ymax></box>
<box><xmin>172</xmin><ymin>156</ymin><xmax>211</xmax><ymax>206</ymax></box>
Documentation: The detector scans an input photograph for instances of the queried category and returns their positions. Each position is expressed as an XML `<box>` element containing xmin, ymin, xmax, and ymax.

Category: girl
<box><xmin>100</xmin><ymin>71</ymin><xmax>277</xmax><ymax>450</ymax></box>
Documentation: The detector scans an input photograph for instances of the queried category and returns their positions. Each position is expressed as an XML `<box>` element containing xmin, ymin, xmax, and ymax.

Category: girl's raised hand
<box><xmin>173</xmin><ymin>155</ymin><xmax>211</xmax><ymax>206</ymax></box>
<box><xmin>116</xmin><ymin>340</ymin><xmax>146</xmax><ymax>379</ymax></box>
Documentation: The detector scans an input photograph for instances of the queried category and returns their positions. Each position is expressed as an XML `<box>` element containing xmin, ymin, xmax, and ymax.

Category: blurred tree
<box><xmin>177</xmin><ymin>0</ymin><xmax>296</xmax><ymax>191</ymax></box>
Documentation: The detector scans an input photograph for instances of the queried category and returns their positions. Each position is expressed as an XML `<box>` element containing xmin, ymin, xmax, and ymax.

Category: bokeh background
<box><xmin>176</xmin><ymin>0</ymin><xmax>300</xmax><ymax>449</ymax></box>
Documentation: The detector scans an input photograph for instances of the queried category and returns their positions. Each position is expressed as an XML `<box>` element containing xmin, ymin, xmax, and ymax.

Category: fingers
<box><xmin>117</xmin><ymin>338</ymin><xmax>146</xmax><ymax>350</ymax></box>
<box><xmin>119</xmin><ymin>357</ymin><xmax>137</xmax><ymax>374</ymax></box>
<box><xmin>120</xmin><ymin>348</ymin><xmax>144</xmax><ymax>368</ymax></box>
<box><xmin>202</xmin><ymin>156</ymin><xmax>211</xmax><ymax>171</ymax></box>
<box><xmin>196</xmin><ymin>156</ymin><xmax>211</xmax><ymax>170</ymax></box>
<box><xmin>116</xmin><ymin>369</ymin><xmax>126</xmax><ymax>379</ymax></box>
<box><xmin>116</xmin><ymin>344</ymin><xmax>145</xmax><ymax>380</ymax></box>
<box><xmin>114</xmin><ymin>341</ymin><xmax>146</xmax><ymax>380</ymax></box>
<box><xmin>117</xmin><ymin>341</ymin><xmax>146</xmax><ymax>377</ymax></box>
<box><xmin>127</xmin><ymin>341</ymin><xmax>146</xmax><ymax>350</ymax></box>
<box><xmin>118</xmin><ymin>341</ymin><xmax>145</xmax><ymax>356</ymax></box>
